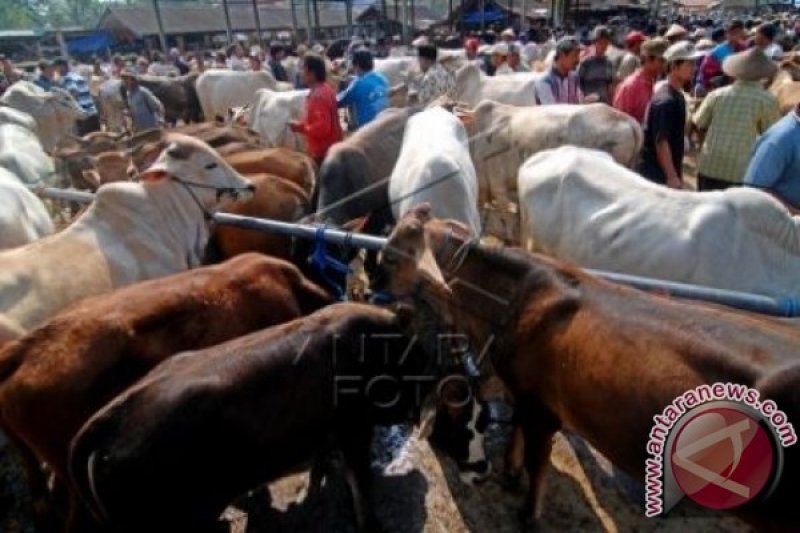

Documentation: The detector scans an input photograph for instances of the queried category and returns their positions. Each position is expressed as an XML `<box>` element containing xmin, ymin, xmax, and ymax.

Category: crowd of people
<box><xmin>1</xmin><ymin>10</ymin><xmax>799</xmax><ymax>210</ymax></box>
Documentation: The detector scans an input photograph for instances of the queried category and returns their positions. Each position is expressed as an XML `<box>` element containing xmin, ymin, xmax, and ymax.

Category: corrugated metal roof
<box><xmin>0</xmin><ymin>30</ymin><xmax>44</xmax><ymax>39</ymax></box>
<box><xmin>98</xmin><ymin>4</ymin><xmax>368</xmax><ymax>37</ymax></box>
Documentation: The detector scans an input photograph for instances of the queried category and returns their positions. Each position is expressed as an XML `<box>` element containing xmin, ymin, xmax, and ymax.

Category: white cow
<box><xmin>518</xmin><ymin>146</ymin><xmax>800</xmax><ymax>299</ymax></box>
<box><xmin>0</xmin><ymin>81</ymin><xmax>87</xmax><ymax>153</ymax></box>
<box><xmin>389</xmin><ymin>106</ymin><xmax>481</xmax><ymax>236</ymax></box>
<box><xmin>0</xmin><ymin>107</ymin><xmax>56</xmax><ymax>185</ymax></box>
<box><xmin>375</xmin><ymin>57</ymin><xmax>417</xmax><ymax>87</ymax></box>
<box><xmin>195</xmin><ymin>69</ymin><xmax>287</xmax><ymax>121</ymax></box>
<box><xmin>0</xmin><ymin>168</ymin><xmax>54</xmax><ymax>250</ymax></box>
<box><xmin>453</xmin><ymin>64</ymin><xmax>540</xmax><ymax>107</ymax></box>
<box><xmin>247</xmin><ymin>88</ymin><xmax>308</xmax><ymax>150</ymax></box>
<box><xmin>0</xmin><ymin>134</ymin><xmax>254</xmax><ymax>342</ymax></box>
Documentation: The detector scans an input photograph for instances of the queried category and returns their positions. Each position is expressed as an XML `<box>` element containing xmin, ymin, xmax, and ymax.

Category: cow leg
<box><xmin>340</xmin><ymin>428</ymin><xmax>382</xmax><ymax>533</ymax></box>
<box><xmin>518</xmin><ymin>398</ymin><xmax>560</xmax><ymax>531</ymax></box>
<box><xmin>501</xmin><ymin>422</ymin><xmax>525</xmax><ymax>490</ymax></box>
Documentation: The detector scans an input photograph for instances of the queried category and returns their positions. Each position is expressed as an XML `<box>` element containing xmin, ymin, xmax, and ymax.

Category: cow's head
<box><xmin>227</xmin><ymin>105</ymin><xmax>249</xmax><ymax>127</ymax></box>
<box><xmin>48</xmin><ymin>88</ymin><xmax>89</xmax><ymax>121</ymax></box>
<box><xmin>82</xmin><ymin>152</ymin><xmax>138</xmax><ymax>188</ymax></box>
<box><xmin>139</xmin><ymin>134</ymin><xmax>255</xmax><ymax>210</ymax></box>
<box><xmin>372</xmin><ymin>204</ymin><xmax>453</xmax><ymax>305</ymax></box>
<box><xmin>421</xmin><ymin>377</ymin><xmax>492</xmax><ymax>485</ymax></box>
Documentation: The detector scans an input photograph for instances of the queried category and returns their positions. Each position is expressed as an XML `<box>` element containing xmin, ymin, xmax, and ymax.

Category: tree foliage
<box><xmin>0</xmin><ymin>0</ymin><xmax>106</xmax><ymax>30</ymax></box>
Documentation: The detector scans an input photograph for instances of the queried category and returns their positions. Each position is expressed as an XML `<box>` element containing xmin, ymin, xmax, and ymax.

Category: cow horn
<box><xmin>416</xmin><ymin>391</ymin><xmax>439</xmax><ymax>440</ymax></box>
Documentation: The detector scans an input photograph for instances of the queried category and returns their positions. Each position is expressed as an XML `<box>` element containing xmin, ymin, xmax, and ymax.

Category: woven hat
<box><xmin>641</xmin><ymin>38</ymin><xmax>669</xmax><ymax>58</ymax></box>
<box><xmin>722</xmin><ymin>47</ymin><xmax>778</xmax><ymax>81</ymax></box>
<box><xmin>663</xmin><ymin>41</ymin><xmax>702</xmax><ymax>62</ymax></box>
<box><xmin>695</xmin><ymin>39</ymin><xmax>715</xmax><ymax>52</ymax></box>
<box><xmin>665</xmin><ymin>24</ymin><xmax>688</xmax><ymax>40</ymax></box>
<box><xmin>501</xmin><ymin>28</ymin><xmax>515</xmax><ymax>39</ymax></box>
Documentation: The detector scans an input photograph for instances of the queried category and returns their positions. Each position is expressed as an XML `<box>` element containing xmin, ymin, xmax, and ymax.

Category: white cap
<box><xmin>492</xmin><ymin>43</ymin><xmax>509</xmax><ymax>56</ymax></box>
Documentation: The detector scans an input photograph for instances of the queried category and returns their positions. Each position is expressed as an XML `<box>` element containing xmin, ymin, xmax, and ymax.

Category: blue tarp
<box><xmin>462</xmin><ymin>5</ymin><xmax>506</xmax><ymax>24</ymax></box>
<box><xmin>67</xmin><ymin>31</ymin><xmax>114</xmax><ymax>55</ymax></box>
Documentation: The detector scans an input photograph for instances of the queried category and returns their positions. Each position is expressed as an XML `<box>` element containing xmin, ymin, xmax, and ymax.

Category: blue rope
<box><xmin>310</xmin><ymin>226</ymin><xmax>351</xmax><ymax>301</ymax></box>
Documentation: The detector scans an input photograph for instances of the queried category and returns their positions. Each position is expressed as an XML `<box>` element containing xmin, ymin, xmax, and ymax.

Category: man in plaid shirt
<box><xmin>692</xmin><ymin>48</ymin><xmax>780</xmax><ymax>191</ymax></box>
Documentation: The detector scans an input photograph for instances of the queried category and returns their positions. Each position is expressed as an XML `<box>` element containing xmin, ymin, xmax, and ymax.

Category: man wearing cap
<box><xmin>501</xmin><ymin>28</ymin><xmax>516</xmax><ymax>44</ymax></box>
<box><xmin>754</xmin><ymin>23</ymin><xmax>783</xmax><ymax>60</ymax></box>
<box><xmin>692</xmin><ymin>48</ymin><xmax>780</xmax><ymax>191</ymax></box>
<box><xmin>578</xmin><ymin>26</ymin><xmax>614</xmax><ymax>104</ymax></box>
<box><xmin>639</xmin><ymin>42</ymin><xmax>699</xmax><ymax>188</ymax></box>
<box><xmin>54</xmin><ymin>58</ymin><xmax>101</xmax><ymax>136</ymax></box>
<box><xmin>617</xmin><ymin>31</ymin><xmax>647</xmax><ymax>82</ymax></box>
<box><xmin>613</xmin><ymin>38</ymin><xmax>668</xmax><ymax>124</ymax></box>
<box><xmin>34</xmin><ymin>60</ymin><xmax>56</xmax><ymax>92</ymax></box>
<box><xmin>743</xmin><ymin>102</ymin><xmax>800</xmax><ymax>214</ymax></box>
<box><xmin>413</xmin><ymin>44</ymin><xmax>455</xmax><ymax>106</ymax></box>
<box><xmin>170</xmin><ymin>48</ymin><xmax>190</xmax><ymax>75</ymax></box>
<box><xmin>337</xmin><ymin>49</ymin><xmax>388</xmax><ymax>130</ymax></box>
<box><xmin>491</xmin><ymin>43</ymin><xmax>514</xmax><ymax>75</ymax></box>
<box><xmin>698</xmin><ymin>20</ymin><xmax>746</xmax><ymax>92</ymax></box>
<box><xmin>508</xmin><ymin>44</ymin><xmax>528</xmax><ymax>73</ymax></box>
<box><xmin>534</xmin><ymin>37</ymin><xmax>582</xmax><ymax>105</ymax></box>
<box><xmin>121</xmin><ymin>70</ymin><xmax>164</xmax><ymax>132</ymax></box>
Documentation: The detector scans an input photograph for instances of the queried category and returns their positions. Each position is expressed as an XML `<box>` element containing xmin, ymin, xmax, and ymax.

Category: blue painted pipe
<box><xmin>36</xmin><ymin>187</ymin><xmax>800</xmax><ymax>317</ymax></box>
<box><xmin>587</xmin><ymin>269</ymin><xmax>800</xmax><ymax>318</ymax></box>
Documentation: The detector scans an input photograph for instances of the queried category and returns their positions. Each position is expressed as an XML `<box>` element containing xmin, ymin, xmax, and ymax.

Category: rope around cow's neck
<box><xmin>168</xmin><ymin>176</ymin><xmax>251</xmax><ymax>222</ymax></box>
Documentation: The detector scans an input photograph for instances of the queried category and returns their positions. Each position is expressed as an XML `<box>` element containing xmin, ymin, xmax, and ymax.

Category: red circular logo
<box><xmin>670</xmin><ymin>407</ymin><xmax>775</xmax><ymax>510</ymax></box>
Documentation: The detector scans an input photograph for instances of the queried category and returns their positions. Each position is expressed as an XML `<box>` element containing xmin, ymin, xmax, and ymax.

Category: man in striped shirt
<box><xmin>54</xmin><ymin>58</ymin><xmax>100</xmax><ymax>136</ymax></box>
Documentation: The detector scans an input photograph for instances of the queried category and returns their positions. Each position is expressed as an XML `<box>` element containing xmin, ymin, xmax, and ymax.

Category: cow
<box><xmin>138</xmin><ymin>72</ymin><xmax>203</xmax><ymax>125</ymax></box>
<box><xmin>389</xmin><ymin>107</ymin><xmax>481</xmax><ymax>236</ymax></box>
<box><xmin>463</xmin><ymin>100</ymin><xmax>643</xmax><ymax>241</ymax></box>
<box><xmin>0</xmin><ymin>253</ymin><xmax>332</xmax><ymax>530</ymax></box>
<box><xmin>0</xmin><ymin>134</ymin><xmax>254</xmax><ymax>341</ymax></box>
<box><xmin>0</xmin><ymin>168</ymin><xmax>54</xmax><ymax>250</ymax></box>
<box><xmin>0</xmin><ymin>81</ymin><xmax>87</xmax><ymax>153</ymax></box>
<box><xmin>247</xmin><ymin>88</ymin><xmax>309</xmax><ymax>150</ymax></box>
<box><xmin>222</xmin><ymin>147</ymin><xmax>316</xmax><ymax>197</ymax></box>
<box><xmin>195</xmin><ymin>69</ymin><xmax>283</xmax><ymax>122</ymax></box>
<box><xmin>375</xmin><ymin>204</ymin><xmax>800</xmax><ymax>532</ymax></box>
<box><xmin>315</xmin><ymin>107</ymin><xmax>416</xmax><ymax>228</ymax></box>
<box><xmin>452</xmin><ymin>64</ymin><xmax>540</xmax><ymax>107</ymax></box>
<box><xmin>769</xmin><ymin>66</ymin><xmax>800</xmax><ymax>114</ymax></box>
<box><xmin>0</xmin><ymin>106</ymin><xmax>56</xmax><ymax>186</ymax></box>
<box><xmin>97</xmin><ymin>79</ymin><xmax>126</xmax><ymax>132</ymax></box>
<box><xmin>210</xmin><ymin>173</ymin><xmax>310</xmax><ymax>261</ymax></box>
<box><xmin>171</xmin><ymin>122</ymin><xmax>262</xmax><ymax>148</ymax></box>
<box><xmin>517</xmin><ymin>146</ymin><xmax>800</xmax><ymax>299</ymax></box>
<box><xmin>70</xmin><ymin>303</ymin><xmax>490</xmax><ymax>533</ymax></box>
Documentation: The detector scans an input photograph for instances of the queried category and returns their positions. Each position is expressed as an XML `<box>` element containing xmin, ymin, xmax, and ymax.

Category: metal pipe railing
<box><xmin>34</xmin><ymin>187</ymin><xmax>800</xmax><ymax>317</ymax></box>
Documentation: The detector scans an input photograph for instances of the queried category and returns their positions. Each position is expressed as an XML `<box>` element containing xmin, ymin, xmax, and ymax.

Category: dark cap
<box><xmin>592</xmin><ymin>25</ymin><xmax>612</xmax><ymax>41</ymax></box>
<box><xmin>53</xmin><ymin>57</ymin><xmax>69</xmax><ymax>67</ymax></box>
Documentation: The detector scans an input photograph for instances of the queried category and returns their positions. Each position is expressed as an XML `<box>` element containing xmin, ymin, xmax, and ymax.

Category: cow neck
<box><xmin>427</xmin><ymin>225</ymin><xmax>583</xmax><ymax>372</ymax></box>
<box><xmin>144</xmin><ymin>178</ymin><xmax>212</xmax><ymax>266</ymax></box>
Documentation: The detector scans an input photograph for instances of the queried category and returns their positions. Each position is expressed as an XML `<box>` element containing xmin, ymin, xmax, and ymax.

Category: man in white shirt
<box><xmin>754</xmin><ymin>23</ymin><xmax>783</xmax><ymax>59</ymax></box>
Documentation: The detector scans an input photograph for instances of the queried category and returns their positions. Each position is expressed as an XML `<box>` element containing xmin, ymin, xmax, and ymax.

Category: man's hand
<box><xmin>584</xmin><ymin>93</ymin><xmax>600</xmax><ymax>103</ymax></box>
<box><xmin>666</xmin><ymin>176</ymin><xmax>684</xmax><ymax>190</ymax></box>
<box><xmin>288</xmin><ymin>120</ymin><xmax>302</xmax><ymax>133</ymax></box>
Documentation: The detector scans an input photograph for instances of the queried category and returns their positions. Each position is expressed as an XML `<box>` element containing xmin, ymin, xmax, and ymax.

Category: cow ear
<box><xmin>81</xmin><ymin>169</ymin><xmax>101</xmax><ymax>188</ymax></box>
<box><xmin>416</xmin><ymin>392</ymin><xmax>439</xmax><ymax>440</ymax></box>
<box><xmin>165</xmin><ymin>142</ymin><xmax>190</xmax><ymax>160</ymax></box>
<box><xmin>139</xmin><ymin>167</ymin><xmax>168</xmax><ymax>182</ymax></box>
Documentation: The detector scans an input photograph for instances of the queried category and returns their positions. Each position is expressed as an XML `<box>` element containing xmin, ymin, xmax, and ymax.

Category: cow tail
<box><xmin>69</xmin><ymin>418</ymin><xmax>112</xmax><ymax>525</ymax></box>
<box><xmin>303</xmin><ymin>156</ymin><xmax>317</xmax><ymax>202</ymax></box>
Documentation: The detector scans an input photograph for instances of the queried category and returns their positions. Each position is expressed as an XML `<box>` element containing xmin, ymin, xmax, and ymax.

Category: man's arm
<box><xmin>656</xmin><ymin>138</ymin><xmax>682</xmax><ymax>188</ymax></box>
<box><xmin>337</xmin><ymin>78</ymin><xmax>357</xmax><ymax>108</ymax></box>
<box><xmin>534</xmin><ymin>78</ymin><xmax>555</xmax><ymax>105</ymax></box>
<box><xmin>691</xmin><ymin>91</ymin><xmax>715</xmax><ymax>148</ymax></box>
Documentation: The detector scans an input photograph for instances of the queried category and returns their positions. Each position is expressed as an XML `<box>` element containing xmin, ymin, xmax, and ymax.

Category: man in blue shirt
<box><xmin>34</xmin><ymin>60</ymin><xmax>55</xmax><ymax>91</ymax></box>
<box><xmin>337</xmin><ymin>49</ymin><xmax>388</xmax><ymax>131</ymax></box>
<box><xmin>743</xmin><ymin>104</ymin><xmax>800</xmax><ymax>214</ymax></box>
<box><xmin>54</xmin><ymin>57</ymin><xmax>100</xmax><ymax>135</ymax></box>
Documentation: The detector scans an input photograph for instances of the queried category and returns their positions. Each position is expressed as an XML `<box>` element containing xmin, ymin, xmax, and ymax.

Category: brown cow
<box><xmin>211</xmin><ymin>173</ymin><xmax>310</xmax><ymax>261</ymax></box>
<box><xmin>172</xmin><ymin>122</ymin><xmax>262</xmax><ymax>148</ymax></box>
<box><xmin>0</xmin><ymin>253</ymin><xmax>332</xmax><ymax>531</ymax></box>
<box><xmin>375</xmin><ymin>205</ymin><xmax>800</xmax><ymax>532</ymax></box>
<box><xmin>69</xmin><ymin>303</ymin><xmax>490</xmax><ymax>533</ymax></box>
<box><xmin>222</xmin><ymin>147</ymin><xmax>316</xmax><ymax>196</ymax></box>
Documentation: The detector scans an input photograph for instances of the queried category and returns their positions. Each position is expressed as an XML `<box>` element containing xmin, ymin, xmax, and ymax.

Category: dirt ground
<box><xmin>1</xmin><ymin>406</ymin><xmax>751</xmax><ymax>533</ymax></box>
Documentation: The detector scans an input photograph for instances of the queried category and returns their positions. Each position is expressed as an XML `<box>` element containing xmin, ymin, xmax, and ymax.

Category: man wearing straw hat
<box><xmin>613</xmin><ymin>38</ymin><xmax>668</xmax><ymax>124</ymax></box>
<box><xmin>664</xmin><ymin>24</ymin><xmax>689</xmax><ymax>44</ymax></box>
<box><xmin>692</xmin><ymin>48</ymin><xmax>781</xmax><ymax>191</ymax></box>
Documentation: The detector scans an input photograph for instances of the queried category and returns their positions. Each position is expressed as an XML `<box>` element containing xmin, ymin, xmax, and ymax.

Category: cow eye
<box><xmin>204</xmin><ymin>162</ymin><xmax>218</xmax><ymax>170</ymax></box>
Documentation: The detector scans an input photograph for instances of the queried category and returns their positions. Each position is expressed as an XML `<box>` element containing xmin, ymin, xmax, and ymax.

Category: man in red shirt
<box><xmin>612</xmin><ymin>38</ymin><xmax>668</xmax><ymax>124</ymax></box>
<box><xmin>290</xmin><ymin>54</ymin><xmax>343</xmax><ymax>166</ymax></box>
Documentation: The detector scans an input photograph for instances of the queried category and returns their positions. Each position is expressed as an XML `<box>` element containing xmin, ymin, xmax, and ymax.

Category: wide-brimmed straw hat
<box><xmin>665</xmin><ymin>24</ymin><xmax>688</xmax><ymax>40</ymax></box>
<box><xmin>722</xmin><ymin>47</ymin><xmax>778</xmax><ymax>81</ymax></box>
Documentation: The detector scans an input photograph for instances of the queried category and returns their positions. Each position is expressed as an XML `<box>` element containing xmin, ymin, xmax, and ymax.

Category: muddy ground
<box><xmin>1</xmin><ymin>406</ymin><xmax>751</xmax><ymax>533</ymax></box>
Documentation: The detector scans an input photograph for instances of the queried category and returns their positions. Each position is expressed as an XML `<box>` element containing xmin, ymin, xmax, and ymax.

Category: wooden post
<box><xmin>480</xmin><ymin>0</ymin><xmax>485</xmax><ymax>32</ymax></box>
<box><xmin>290</xmin><ymin>0</ymin><xmax>299</xmax><ymax>38</ymax></box>
<box><xmin>410</xmin><ymin>0</ymin><xmax>415</xmax><ymax>39</ymax></box>
<box><xmin>313</xmin><ymin>0</ymin><xmax>320</xmax><ymax>42</ymax></box>
<box><xmin>305</xmin><ymin>0</ymin><xmax>314</xmax><ymax>42</ymax></box>
<box><xmin>448</xmin><ymin>0</ymin><xmax>453</xmax><ymax>33</ymax></box>
<box><xmin>152</xmin><ymin>0</ymin><xmax>168</xmax><ymax>52</ymax></box>
<box><xmin>252</xmin><ymin>0</ymin><xmax>265</xmax><ymax>50</ymax></box>
<box><xmin>346</xmin><ymin>0</ymin><xmax>353</xmax><ymax>38</ymax></box>
<box><xmin>222</xmin><ymin>0</ymin><xmax>233</xmax><ymax>45</ymax></box>
<box><xmin>381</xmin><ymin>0</ymin><xmax>388</xmax><ymax>37</ymax></box>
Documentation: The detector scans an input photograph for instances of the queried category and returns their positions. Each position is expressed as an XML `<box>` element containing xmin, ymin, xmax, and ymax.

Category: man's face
<box><xmin>728</xmin><ymin>28</ymin><xmax>745</xmax><ymax>46</ymax></box>
<box><xmin>44</xmin><ymin>66</ymin><xmax>54</xmax><ymax>78</ymax></box>
<box><xmin>672</xmin><ymin>60</ymin><xmax>695</xmax><ymax>85</ymax></box>
<box><xmin>491</xmin><ymin>53</ymin><xmax>504</xmax><ymax>67</ymax></box>
<box><xmin>418</xmin><ymin>57</ymin><xmax>433</xmax><ymax>72</ymax></box>
<box><xmin>754</xmin><ymin>32</ymin><xmax>768</xmax><ymax>48</ymax></box>
<box><xmin>302</xmin><ymin>65</ymin><xmax>315</xmax><ymax>87</ymax></box>
<box><xmin>643</xmin><ymin>55</ymin><xmax>665</xmax><ymax>76</ymax></box>
<box><xmin>595</xmin><ymin>37</ymin><xmax>609</xmax><ymax>56</ymax></box>
<box><xmin>561</xmin><ymin>49</ymin><xmax>580</xmax><ymax>70</ymax></box>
